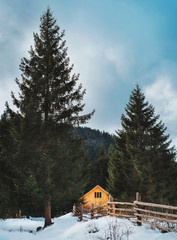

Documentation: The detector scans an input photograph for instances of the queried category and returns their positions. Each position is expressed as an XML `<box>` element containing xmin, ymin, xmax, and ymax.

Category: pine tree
<box><xmin>107</xmin><ymin>84</ymin><xmax>176</xmax><ymax>203</ymax></box>
<box><xmin>97</xmin><ymin>144</ymin><xmax>109</xmax><ymax>188</ymax></box>
<box><xmin>107</xmin><ymin>133</ymin><xmax>136</xmax><ymax>201</ymax></box>
<box><xmin>0</xmin><ymin>111</ymin><xmax>23</xmax><ymax>217</ymax></box>
<box><xmin>92</xmin><ymin>144</ymin><xmax>109</xmax><ymax>189</ymax></box>
<box><xmin>0</xmin><ymin>112</ymin><xmax>14</xmax><ymax>217</ymax></box>
<box><xmin>7</xmin><ymin>8</ymin><xmax>94</xmax><ymax>226</ymax></box>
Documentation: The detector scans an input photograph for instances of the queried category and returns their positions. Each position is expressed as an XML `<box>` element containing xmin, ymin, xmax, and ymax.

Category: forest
<box><xmin>0</xmin><ymin>8</ymin><xmax>177</xmax><ymax>228</ymax></box>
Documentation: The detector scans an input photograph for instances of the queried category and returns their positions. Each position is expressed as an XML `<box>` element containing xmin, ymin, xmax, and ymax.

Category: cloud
<box><xmin>104</xmin><ymin>45</ymin><xmax>134</xmax><ymax>80</ymax></box>
<box><xmin>144</xmin><ymin>77</ymin><xmax>177</xmax><ymax>147</ymax></box>
<box><xmin>144</xmin><ymin>77</ymin><xmax>177</xmax><ymax>122</ymax></box>
<box><xmin>66</xmin><ymin>32</ymin><xmax>130</xmax><ymax>132</ymax></box>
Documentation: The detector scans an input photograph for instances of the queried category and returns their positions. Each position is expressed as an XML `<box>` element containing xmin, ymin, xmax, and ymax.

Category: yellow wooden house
<box><xmin>81</xmin><ymin>185</ymin><xmax>112</xmax><ymax>208</ymax></box>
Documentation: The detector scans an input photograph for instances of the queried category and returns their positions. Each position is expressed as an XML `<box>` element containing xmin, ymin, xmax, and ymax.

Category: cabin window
<box><xmin>95</xmin><ymin>192</ymin><xmax>101</xmax><ymax>198</ymax></box>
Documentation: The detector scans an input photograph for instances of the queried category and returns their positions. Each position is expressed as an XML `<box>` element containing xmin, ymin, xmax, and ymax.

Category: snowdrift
<box><xmin>0</xmin><ymin>213</ymin><xmax>176</xmax><ymax>240</ymax></box>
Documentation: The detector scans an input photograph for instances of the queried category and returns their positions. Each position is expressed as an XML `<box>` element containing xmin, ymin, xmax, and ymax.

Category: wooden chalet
<box><xmin>81</xmin><ymin>185</ymin><xmax>113</xmax><ymax>208</ymax></box>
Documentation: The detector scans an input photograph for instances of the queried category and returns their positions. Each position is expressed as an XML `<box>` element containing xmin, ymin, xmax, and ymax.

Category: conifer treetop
<box><xmin>11</xmin><ymin>7</ymin><xmax>95</xmax><ymax>127</ymax></box>
<box><xmin>121</xmin><ymin>84</ymin><xmax>173</xmax><ymax>153</ymax></box>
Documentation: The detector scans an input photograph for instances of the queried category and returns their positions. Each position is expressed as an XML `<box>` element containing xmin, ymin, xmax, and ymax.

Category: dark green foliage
<box><xmin>50</xmin><ymin>131</ymin><xmax>88</xmax><ymax>215</ymax></box>
<box><xmin>94</xmin><ymin>144</ymin><xmax>109</xmax><ymax>188</ymax></box>
<box><xmin>107</xmin><ymin>84</ymin><xmax>177</xmax><ymax>203</ymax></box>
<box><xmin>75</xmin><ymin>127</ymin><xmax>113</xmax><ymax>191</ymax></box>
<box><xmin>107</xmin><ymin>134</ymin><xmax>135</xmax><ymax>201</ymax></box>
<box><xmin>0</xmin><ymin>112</ymin><xmax>20</xmax><ymax>217</ymax></box>
<box><xmin>75</xmin><ymin>127</ymin><xmax>114</xmax><ymax>162</ymax></box>
<box><xmin>86</xmin><ymin>144</ymin><xmax>109</xmax><ymax>191</ymax></box>
<box><xmin>3</xmin><ymin>8</ymin><xmax>94</xmax><ymax>220</ymax></box>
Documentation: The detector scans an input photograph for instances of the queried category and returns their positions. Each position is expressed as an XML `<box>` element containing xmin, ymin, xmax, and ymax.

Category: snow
<box><xmin>0</xmin><ymin>213</ymin><xmax>176</xmax><ymax>240</ymax></box>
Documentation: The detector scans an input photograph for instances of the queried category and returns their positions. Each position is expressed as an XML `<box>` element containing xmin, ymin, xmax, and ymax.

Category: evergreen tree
<box><xmin>91</xmin><ymin>144</ymin><xmax>109</xmax><ymax>189</ymax></box>
<box><xmin>6</xmin><ymin>8</ymin><xmax>94</xmax><ymax>226</ymax></box>
<box><xmin>107</xmin><ymin>84</ymin><xmax>176</xmax><ymax>203</ymax></box>
<box><xmin>0</xmin><ymin>112</ymin><xmax>15</xmax><ymax>217</ymax></box>
<box><xmin>107</xmin><ymin>133</ymin><xmax>136</xmax><ymax>201</ymax></box>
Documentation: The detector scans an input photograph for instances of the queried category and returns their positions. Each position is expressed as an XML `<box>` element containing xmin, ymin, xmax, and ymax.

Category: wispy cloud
<box><xmin>145</xmin><ymin>77</ymin><xmax>177</xmax><ymax>120</ymax></box>
<box><xmin>144</xmin><ymin>77</ymin><xmax>177</xmax><ymax>147</ymax></box>
<box><xmin>104</xmin><ymin>45</ymin><xmax>134</xmax><ymax>80</ymax></box>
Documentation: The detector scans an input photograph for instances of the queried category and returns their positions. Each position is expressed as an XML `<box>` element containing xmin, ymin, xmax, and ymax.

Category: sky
<box><xmin>1</xmin><ymin>0</ymin><xmax>177</xmax><ymax>146</ymax></box>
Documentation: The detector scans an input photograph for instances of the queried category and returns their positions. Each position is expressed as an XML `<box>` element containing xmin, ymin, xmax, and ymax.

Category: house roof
<box><xmin>82</xmin><ymin>185</ymin><xmax>111</xmax><ymax>198</ymax></box>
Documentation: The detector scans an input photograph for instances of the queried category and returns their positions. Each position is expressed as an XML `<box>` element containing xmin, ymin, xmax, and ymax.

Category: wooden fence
<box><xmin>73</xmin><ymin>203</ymin><xmax>108</xmax><ymax>221</ymax></box>
<box><xmin>134</xmin><ymin>199</ymin><xmax>177</xmax><ymax>233</ymax></box>
<box><xmin>73</xmin><ymin>193</ymin><xmax>177</xmax><ymax>233</ymax></box>
<box><xmin>107</xmin><ymin>201</ymin><xmax>135</xmax><ymax>219</ymax></box>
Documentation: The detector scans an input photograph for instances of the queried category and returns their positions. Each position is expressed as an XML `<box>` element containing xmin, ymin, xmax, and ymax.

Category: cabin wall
<box><xmin>83</xmin><ymin>186</ymin><xmax>109</xmax><ymax>208</ymax></box>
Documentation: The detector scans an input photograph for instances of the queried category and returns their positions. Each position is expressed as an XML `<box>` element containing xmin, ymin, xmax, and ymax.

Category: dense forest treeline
<box><xmin>0</xmin><ymin>117</ymin><xmax>112</xmax><ymax>217</ymax></box>
<box><xmin>75</xmin><ymin>127</ymin><xmax>114</xmax><ymax>162</ymax></box>
<box><xmin>75</xmin><ymin>127</ymin><xmax>113</xmax><ymax>192</ymax></box>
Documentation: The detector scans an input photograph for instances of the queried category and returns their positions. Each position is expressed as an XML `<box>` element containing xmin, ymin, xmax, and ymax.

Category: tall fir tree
<box><xmin>0</xmin><ymin>112</ymin><xmax>16</xmax><ymax>217</ymax></box>
<box><xmin>6</xmin><ymin>8</ymin><xmax>94</xmax><ymax>226</ymax></box>
<box><xmin>97</xmin><ymin>144</ymin><xmax>109</xmax><ymax>188</ymax></box>
<box><xmin>107</xmin><ymin>84</ymin><xmax>176</xmax><ymax>203</ymax></box>
<box><xmin>91</xmin><ymin>144</ymin><xmax>109</xmax><ymax>189</ymax></box>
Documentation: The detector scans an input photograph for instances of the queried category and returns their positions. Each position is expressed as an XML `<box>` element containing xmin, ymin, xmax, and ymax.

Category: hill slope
<box><xmin>75</xmin><ymin>127</ymin><xmax>114</xmax><ymax>162</ymax></box>
<box><xmin>0</xmin><ymin>213</ymin><xmax>176</xmax><ymax>240</ymax></box>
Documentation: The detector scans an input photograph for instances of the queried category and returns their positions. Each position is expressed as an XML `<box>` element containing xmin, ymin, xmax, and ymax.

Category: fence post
<box><xmin>107</xmin><ymin>202</ymin><xmax>110</xmax><ymax>215</ymax></box>
<box><xmin>91</xmin><ymin>204</ymin><xmax>94</xmax><ymax>219</ymax></box>
<box><xmin>113</xmin><ymin>203</ymin><xmax>115</xmax><ymax>215</ymax></box>
<box><xmin>108</xmin><ymin>196</ymin><xmax>113</xmax><ymax>215</ymax></box>
<box><xmin>79</xmin><ymin>204</ymin><xmax>83</xmax><ymax>221</ymax></box>
<box><xmin>136</xmin><ymin>192</ymin><xmax>142</xmax><ymax>226</ymax></box>
<box><xmin>73</xmin><ymin>204</ymin><xmax>77</xmax><ymax>216</ymax></box>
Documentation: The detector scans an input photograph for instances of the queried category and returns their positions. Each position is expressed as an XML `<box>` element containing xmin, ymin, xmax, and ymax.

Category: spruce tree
<box><xmin>107</xmin><ymin>84</ymin><xmax>176</xmax><ymax>203</ymax></box>
<box><xmin>7</xmin><ymin>8</ymin><xmax>94</xmax><ymax>226</ymax></box>
<box><xmin>0</xmin><ymin>112</ymin><xmax>15</xmax><ymax>217</ymax></box>
<box><xmin>107</xmin><ymin>132</ymin><xmax>136</xmax><ymax>201</ymax></box>
<box><xmin>92</xmin><ymin>144</ymin><xmax>109</xmax><ymax>189</ymax></box>
<box><xmin>0</xmin><ymin>111</ymin><xmax>24</xmax><ymax>217</ymax></box>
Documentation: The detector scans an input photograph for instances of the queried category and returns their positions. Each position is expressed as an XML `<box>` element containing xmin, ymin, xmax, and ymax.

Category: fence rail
<box><xmin>73</xmin><ymin>193</ymin><xmax>177</xmax><ymax>233</ymax></box>
<box><xmin>134</xmin><ymin>198</ymin><xmax>177</xmax><ymax>233</ymax></box>
<box><xmin>107</xmin><ymin>201</ymin><xmax>135</xmax><ymax>219</ymax></box>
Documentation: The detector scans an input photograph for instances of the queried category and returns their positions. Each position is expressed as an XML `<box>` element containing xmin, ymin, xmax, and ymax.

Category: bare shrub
<box><xmin>97</xmin><ymin>218</ymin><xmax>132</xmax><ymax>240</ymax></box>
<box><xmin>86</xmin><ymin>221</ymin><xmax>99</xmax><ymax>234</ymax></box>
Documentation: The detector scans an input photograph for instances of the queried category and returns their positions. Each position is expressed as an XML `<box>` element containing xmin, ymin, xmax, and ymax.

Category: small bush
<box><xmin>86</xmin><ymin>221</ymin><xmax>99</xmax><ymax>234</ymax></box>
<box><xmin>97</xmin><ymin>218</ymin><xmax>132</xmax><ymax>240</ymax></box>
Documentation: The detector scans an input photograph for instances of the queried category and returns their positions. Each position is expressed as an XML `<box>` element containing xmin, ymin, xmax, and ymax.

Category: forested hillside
<box><xmin>74</xmin><ymin>127</ymin><xmax>114</xmax><ymax>192</ymax></box>
<box><xmin>75</xmin><ymin>127</ymin><xmax>114</xmax><ymax>162</ymax></box>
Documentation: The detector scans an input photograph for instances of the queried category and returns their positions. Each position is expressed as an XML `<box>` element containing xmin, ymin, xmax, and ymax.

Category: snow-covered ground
<box><xmin>0</xmin><ymin>213</ymin><xmax>176</xmax><ymax>240</ymax></box>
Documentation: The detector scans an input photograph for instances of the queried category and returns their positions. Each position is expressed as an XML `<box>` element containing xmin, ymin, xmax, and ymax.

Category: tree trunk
<box><xmin>44</xmin><ymin>199</ymin><xmax>52</xmax><ymax>227</ymax></box>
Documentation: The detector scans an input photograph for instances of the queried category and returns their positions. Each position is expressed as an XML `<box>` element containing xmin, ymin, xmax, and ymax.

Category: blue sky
<box><xmin>1</xmin><ymin>0</ymin><xmax>177</xmax><ymax>146</ymax></box>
